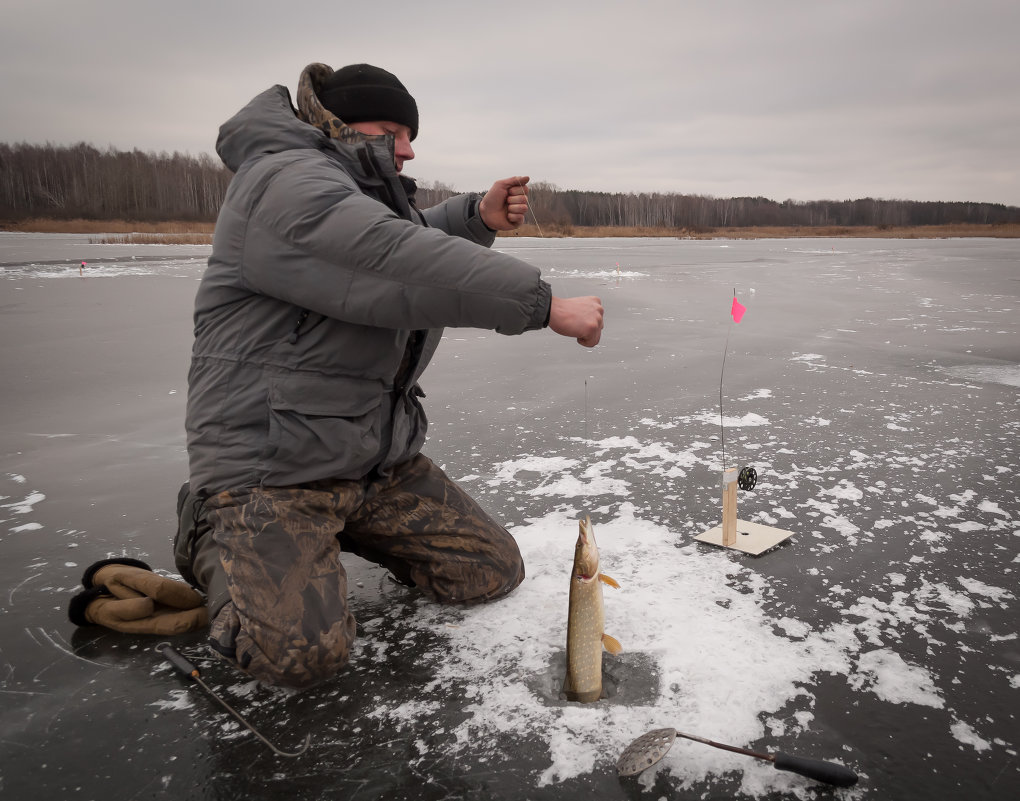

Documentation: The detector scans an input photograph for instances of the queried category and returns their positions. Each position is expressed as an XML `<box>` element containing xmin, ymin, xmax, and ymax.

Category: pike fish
<box><xmin>563</xmin><ymin>515</ymin><xmax>622</xmax><ymax>703</ymax></box>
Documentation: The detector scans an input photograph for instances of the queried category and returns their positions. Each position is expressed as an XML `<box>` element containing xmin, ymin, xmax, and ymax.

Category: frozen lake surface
<box><xmin>1</xmin><ymin>234</ymin><xmax>1017</xmax><ymax>800</ymax></box>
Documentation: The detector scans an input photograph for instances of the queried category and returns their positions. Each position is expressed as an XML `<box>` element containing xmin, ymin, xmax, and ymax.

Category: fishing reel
<box><xmin>737</xmin><ymin>466</ymin><xmax>757</xmax><ymax>491</ymax></box>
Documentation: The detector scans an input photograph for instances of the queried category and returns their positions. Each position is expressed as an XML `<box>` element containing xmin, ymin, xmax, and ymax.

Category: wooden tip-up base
<box><xmin>695</xmin><ymin>468</ymin><xmax>794</xmax><ymax>555</ymax></box>
<box><xmin>695</xmin><ymin>519</ymin><xmax>794</xmax><ymax>555</ymax></box>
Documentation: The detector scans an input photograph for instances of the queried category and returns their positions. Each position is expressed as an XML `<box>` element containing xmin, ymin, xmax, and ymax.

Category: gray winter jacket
<box><xmin>186</xmin><ymin>82</ymin><xmax>551</xmax><ymax>495</ymax></box>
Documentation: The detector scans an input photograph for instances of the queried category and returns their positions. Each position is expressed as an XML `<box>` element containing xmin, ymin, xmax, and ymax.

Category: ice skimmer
<box><xmin>157</xmin><ymin>642</ymin><xmax>311</xmax><ymax>758</ymax></box>
<box><xmin>617</xmin><ymin>727</ymin><xmax>858</xmax><ymax>787</ymax></box>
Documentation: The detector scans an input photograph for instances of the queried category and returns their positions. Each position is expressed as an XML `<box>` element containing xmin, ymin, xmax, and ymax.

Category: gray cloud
<box><xmin>2</xmin><ymin>0</ymin><xmax>1017</xmax><ymax>204</ymax></box>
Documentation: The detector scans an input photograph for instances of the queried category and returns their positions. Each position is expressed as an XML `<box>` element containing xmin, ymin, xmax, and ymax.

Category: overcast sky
<box><xmin>3</xmin><ymin>0</ymin><xmax>1018</xmax><ymax>205</ymax></box>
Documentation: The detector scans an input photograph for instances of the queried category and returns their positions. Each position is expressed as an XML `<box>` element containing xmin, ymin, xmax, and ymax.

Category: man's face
<box><xmin>348</xmin><ymin>121</ymin><xmax>415</xmax><ymax>174</ymax></box>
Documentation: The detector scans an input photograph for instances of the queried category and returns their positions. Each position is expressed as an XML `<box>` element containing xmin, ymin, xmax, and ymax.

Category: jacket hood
<box><xmin>215</xmin><ymin>85</ymin><xmax>319</xmax><ymax>173</ymax></box>
<box><xmin>215</xmin><ymin>63</ymin><xmax>388</xmax><ymax>174</ymax></box>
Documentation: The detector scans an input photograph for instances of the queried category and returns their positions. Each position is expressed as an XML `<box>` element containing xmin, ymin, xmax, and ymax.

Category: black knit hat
<box><xmin>319</xmin><ymin>64</ymin><xmax>419</xmax><ymax>140</ymax></box>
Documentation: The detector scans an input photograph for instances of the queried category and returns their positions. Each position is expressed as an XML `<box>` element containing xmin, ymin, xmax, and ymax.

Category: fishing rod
<box><xmin>156</xmin><ymin>642</ymin><xmax>311</xmax><ymax>758</ymax></box>
<box><xmin>617</xmin><ymin>727</ymin><xmax>858</xmax><ymax>787</ymax></box>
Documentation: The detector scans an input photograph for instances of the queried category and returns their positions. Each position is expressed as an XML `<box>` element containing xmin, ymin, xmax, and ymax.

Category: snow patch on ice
<box><xmin>850</xmin><ymin>649</ymin><xmax>944</xmax><ymax>708</ymax></box>
<box><xmin>950</xmin><ymin>719</ymin><xmax>992</xmax><ymax>751</ymax></box>
<box><xmin>490</xmin><ymin>455</ymin><xmax>580</xmax><ymax>481</ymax></box>
<box><xmin>149</xmin><ymin>689</ymin><xmax>195</xmax><ymax>711</ymax></box>
<box><xmin>1</xmin><ymin>491</ymin><xmax>45</xmax><ymax>515</ymax></box>
<box><xmin>957</xmin><ymin>577</ymin><xmax>1014</xmax><ymax>605</ymax></box>
<box><xmin>821</xmin><ymin>481</ymin><xmax>864</xmax><ymax>502</ymax></box>
<box><xmin>977</xmin><ymin>499</ymin><xmax>1008</xmax><ymax>517</ymax></box>
<box><xmin>942</xmin><ymin>364</ymin><xmax>1020</xmax><ymax>388</ymax></box>
<box><xmin>544</xmin><ymin>267</ymin><xmax>648</xmax><ymax>280</ymax></box>
<box><xmin>690</xmin><ymin>411</ymin><xmax>770</xmax><ymax>428</ymax></box>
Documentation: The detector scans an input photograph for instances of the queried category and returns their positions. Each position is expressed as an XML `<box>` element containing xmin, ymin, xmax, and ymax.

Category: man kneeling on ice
<box><xmin>70</xmin><ymin>62</ymin><xmax>603</xmax><ymax>688</ymax></box>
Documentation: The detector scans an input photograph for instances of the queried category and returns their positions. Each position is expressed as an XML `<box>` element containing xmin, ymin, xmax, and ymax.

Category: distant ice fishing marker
<box><xmin>695</xmin><ymin>290</ymin><xmax>794</xmax><ymax>555</ymax></box>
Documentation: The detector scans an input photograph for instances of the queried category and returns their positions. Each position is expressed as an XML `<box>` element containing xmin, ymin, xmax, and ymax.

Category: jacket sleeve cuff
<box><xmin>470</xmin><ymin>196</ymin><xmax>497</xmax><ymax>233</ymax></box>
<box><xmin>462</xmin><ymin>193</ymin><xmax>498</xmax><ymax>247</ymax></box>
<box><xmin>524</xmin><ymin>280</ymin><xmax>553</xmax><ymax>332</ymax></box>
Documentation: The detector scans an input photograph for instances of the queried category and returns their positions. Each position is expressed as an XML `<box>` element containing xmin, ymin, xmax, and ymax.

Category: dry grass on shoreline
<box><xmin>3</xmin><ymin>218</ymin><xmax>215</xmax><ymax>234</ymax></box>
<box><xmin>3</xmin><ymin>218</ymin><xmax>1018</xmax><ymax>241</ymax></box>
<box><xmin>2</xmin><ymin>218</ymin><xmax>215</xmax><ymax>245</ymax></box>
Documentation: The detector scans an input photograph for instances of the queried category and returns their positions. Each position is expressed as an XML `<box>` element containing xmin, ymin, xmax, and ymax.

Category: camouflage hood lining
<box><xmin>297</xmin><ymin>63</ymin><xmax>375</xmax><ymax>145</ymax></box>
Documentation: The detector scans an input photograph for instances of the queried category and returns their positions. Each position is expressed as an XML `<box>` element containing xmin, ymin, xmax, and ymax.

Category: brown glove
<box><xmin>68</xmin><ymin>558</ymin><xmax>208</xmax><ymax>635</ymax></box>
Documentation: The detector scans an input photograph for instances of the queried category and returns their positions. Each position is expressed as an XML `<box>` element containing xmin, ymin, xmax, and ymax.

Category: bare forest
<box><xmin>2</xmin><ymin>142</ymin><xmax>1018</xmax><ymax>233</ymax></box>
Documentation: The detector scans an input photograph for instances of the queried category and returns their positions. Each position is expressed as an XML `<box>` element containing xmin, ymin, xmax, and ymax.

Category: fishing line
<box><xmin>517</xmin><ymin>178</ymin><xmax>586</xmax><ymax>442</ymax></box>
<box><xmin>718</xmin><ymin>288</ymin><xmax>735</xmax><ymax>471</ymax></box>
<box><xmin>515</xmin><ymin>181</ymin><xmax>599</xmax><ymax>450</ymax></box>
<box><xmin>585</xmin><ymin>378</ymin><xmax>589</xmax><ymax>441</ymax></box>
<box><xmin>719</xmin><ymin>290</ymin><xmax>759</xmax><ymax>488</ymax></box>
<box><xmin>517</xmin><ymin>177</ymin><xmax>545</xmax><ymax>238</ymax></box>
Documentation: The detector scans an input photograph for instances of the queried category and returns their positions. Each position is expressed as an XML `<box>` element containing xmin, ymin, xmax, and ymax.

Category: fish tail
<box><xmin>602</xmin><ymin>633</ymin><xmax>622</xmax><ymax>654</ymax></box>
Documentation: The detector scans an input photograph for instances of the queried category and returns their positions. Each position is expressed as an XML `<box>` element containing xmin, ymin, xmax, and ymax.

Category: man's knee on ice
<box><xmin>209</xmin><ymin>602</ymin><xmax>356</xmax><ymax>689</ymax></box>
<box><xmin>426</xmin><ymin>550</ymin><xmax>525</xmax><ymax>605</ymax></box>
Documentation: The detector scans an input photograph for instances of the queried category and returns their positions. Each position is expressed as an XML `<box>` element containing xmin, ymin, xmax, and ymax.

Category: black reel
<box><xmin>737</xmin><ymin>466</ymin><xmax>757</xmax><ymax>491</ymax></box>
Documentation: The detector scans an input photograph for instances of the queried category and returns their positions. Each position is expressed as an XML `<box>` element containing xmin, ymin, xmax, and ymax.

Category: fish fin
<box><xmin>602</xmin><ymin>633</ymin><xmax>623</xmax><ymax>654</ymax></box>
<box><xmin>599</xmin><ymin>573</ymin><xmax>620</xmax><ymax>589</ymax></box>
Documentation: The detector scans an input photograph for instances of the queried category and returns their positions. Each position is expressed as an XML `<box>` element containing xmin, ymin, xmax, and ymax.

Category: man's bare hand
<box><xmin>479</xmin><ymin>176</ymin><xmax>530</xmax><ymax>231</ymax></box>
<box><xmin>549</xmin><ymin>296</ymin><xmax>604</xmax><ymax>347</ymax></box>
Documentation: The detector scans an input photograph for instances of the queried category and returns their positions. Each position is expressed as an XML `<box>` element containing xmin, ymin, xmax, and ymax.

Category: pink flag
<box><xmin>730</xmin><ymin>296</ymin><xmax>746</xmax><ymax>323</ymax></box>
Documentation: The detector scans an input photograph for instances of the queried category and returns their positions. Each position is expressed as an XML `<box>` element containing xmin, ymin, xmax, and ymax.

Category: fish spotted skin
<box><xmin>563</xmin><ymin>515</ymin><xmax>621</xmax><ymax>703</ymax></box>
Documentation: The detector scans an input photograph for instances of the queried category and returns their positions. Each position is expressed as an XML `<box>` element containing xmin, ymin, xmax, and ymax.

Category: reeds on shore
<box><xmin>88</xmin><ymin>232</ymin><xmax>214</xmax><ymax>245</ymax></box>
<box><xmin>0</xmin><ymin>218</ymin><xmax>216</xmax><ymax>245</ymax></box>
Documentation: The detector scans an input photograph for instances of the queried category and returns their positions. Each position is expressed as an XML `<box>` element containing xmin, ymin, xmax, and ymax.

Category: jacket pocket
<box><xmin>259</xmin><ymin>374</ymin><xmax>384</xmax><ymax>486</ymax></box>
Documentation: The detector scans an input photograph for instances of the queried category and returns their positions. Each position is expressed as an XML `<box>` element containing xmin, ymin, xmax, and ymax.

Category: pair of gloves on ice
<box><xmin>68</xmin><ymin>558</ymin><xmax>208</xmax><ymax>635</ymax></box>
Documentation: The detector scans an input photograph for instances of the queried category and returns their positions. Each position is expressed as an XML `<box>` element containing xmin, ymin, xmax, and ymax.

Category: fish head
<box><xmin>572</xmin><ymin>515</ymin><xmax>600</xmax><ymax>581</ymax></box>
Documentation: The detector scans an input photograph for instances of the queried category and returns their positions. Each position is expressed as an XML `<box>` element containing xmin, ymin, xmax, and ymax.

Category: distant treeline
<box><xmin>2</xmin><ymin>141</ymin><xmax>1018</xmax><ymax>229</ymax></box>
<box><xmin>520</xmin><ymin>183</ymin><xmax>1020</xmax><ymax>230</ymax></box>
<box><xmin>0</xmin><ymin>142</ymin><xmax>231</xmax><ymax>222</ymax></box>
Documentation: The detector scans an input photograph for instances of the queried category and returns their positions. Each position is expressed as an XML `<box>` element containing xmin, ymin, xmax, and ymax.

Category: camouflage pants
<box><xmin>179</xmin><ymin>455</ymin><xmax>524</xmax><ymax>688</ymax></box>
